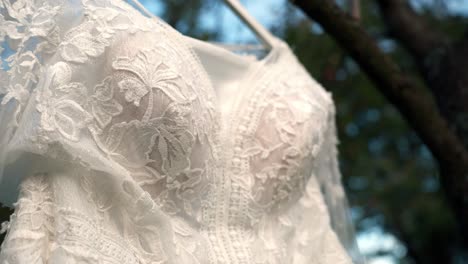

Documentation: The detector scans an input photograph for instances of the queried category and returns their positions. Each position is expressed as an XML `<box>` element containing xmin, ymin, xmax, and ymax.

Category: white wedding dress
<box><xmin>0</xmin><ymin>0</ymin><xmax>365</xmax><ymax>263</ymax></box>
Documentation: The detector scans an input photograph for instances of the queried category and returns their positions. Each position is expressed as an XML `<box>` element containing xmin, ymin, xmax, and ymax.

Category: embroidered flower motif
<box><xmin>0</xmin><ymin>174</ymin><xmax>55</xmax><ymax>264</ymax></box>
<box><xmin>115</xmin><ymin>76</ymin><xmax>148</xmax><ymax>107</ymax></box>
<box><xmin>121</xmin><ymin>180</ymin><xmax>167</xmax><ymax>261</ymax></box>
<box><xmin>102</xmin><ymin>115</ymin><xmax>193</xmax><ymax>177</ymax></box>
<box><xmin>111</xmin><ymin>47</ymin><xmax>180</xmax><ymax>108</ymax></box>
<box><xmin>155</xmin><ymin>119</ymin><xmax>193</xmax><ymax>176</ymax></box>
<box><xmin>246</xmin><ymin>84</ymin><xmax>328</xmax><ymax>214</ymax></box>
<box><xmin>130</xmin><ymin>209</ymin><xmax>167</xmax><ymax>260</ymax></box>
<box><xmin>104</xmin><ymin>119</ymin><xmax>158</xmax><ymax>168</ymax></box>
<box><xmin>154</xmin><ymin>189</ymin><xmax>180</xmax><ymax>215</ymax></box>
<box><xmin>1</xmin><ymin>1</ymin><xmax>60</xmax><ymax>40</ymax></box>
<box><xmin>90</xmin><ymin>76</ymin><xmax>123</xmax><ymax>128</ymax></box>
<box><xmin>105</xmin><ymin>46</ymin><xmax>194</xmax><ymax>177</ymax></box>
<box><xmin>1</xmin><ymin>51</ymin><xmax>40</xmax><ymax>106</ymax></box>
<box><xmin>80</xmin><ymin>171</ymin><xmax>115</xmax><ymax>218</ymax></box>
<box><xmin>147</xmin><ymin>167</ymin><xmax>207</xmax><ymax>220</ymax></box>
<box><xmin>89</xmin><ymin>6</ymin><xmax>136</xmax><ymax>35</ymax></box>
<box><xmin>0</xmin><ymin>2</ymin><xmax>62</xmax><ymax>132</ymax></box>
<box><xmin>60</xmin><ymin>20</ymin><xmax>111</xmax><ymax>63</ymax></box>
<box><xmin>36</xmin><ymin>61</ymin><xmax>93</xmax><ymax>141</ymax></box>
<box><xmin>17</xmin><ymin>173</ymin><xmax>54</xmax><ymax>233</ymax></box>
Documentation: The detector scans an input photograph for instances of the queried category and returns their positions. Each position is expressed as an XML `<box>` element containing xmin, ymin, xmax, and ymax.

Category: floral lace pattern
<box><xmin>0</xmin><ymin>0</ymin><xmax>364</xmax><ymax>263</ymax></box>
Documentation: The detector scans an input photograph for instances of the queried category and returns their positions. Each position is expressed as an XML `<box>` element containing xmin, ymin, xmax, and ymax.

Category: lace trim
<box><xmin>51</xmin><ymin>207</ymin><xmax>145</xmax><ymax>264</ymax></box>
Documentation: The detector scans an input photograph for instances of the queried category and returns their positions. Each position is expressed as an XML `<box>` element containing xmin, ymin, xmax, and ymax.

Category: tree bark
<box><xmin>289</xmin><ymin>0</ymin><xmax>468</xmax><ymax>254</ymax></box>
<box><xmin>376</xmin><ymin>0</ymin><xmax>448</xmax><ymax>71</ymax></box>
<box><xmin>375</xmin><ymin>0</ymin><xmax>468</xmax><ymax>152</ymax></box>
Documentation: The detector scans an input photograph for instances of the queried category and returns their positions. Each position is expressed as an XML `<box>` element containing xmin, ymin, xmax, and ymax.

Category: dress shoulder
<box><xmin>0</xmin><ymin>0</ymin><xmax>178</xmax><ymax>207</ymax></box>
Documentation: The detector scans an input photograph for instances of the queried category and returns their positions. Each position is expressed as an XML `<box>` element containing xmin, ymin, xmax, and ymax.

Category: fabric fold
<box><xmin>0</xmin><ymin>0</ymin><xmax>365</xmax><ymax>263</ymax></box>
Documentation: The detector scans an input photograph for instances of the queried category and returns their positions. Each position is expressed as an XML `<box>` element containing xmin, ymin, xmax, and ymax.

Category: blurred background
<box><xmin>2</xmin><ymin>0</ymin><xmax>468</xmax><ymax>263</ymax></box>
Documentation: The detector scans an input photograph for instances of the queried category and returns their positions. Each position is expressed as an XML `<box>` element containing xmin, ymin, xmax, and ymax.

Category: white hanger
<box><xmin>222</xmin><ymin>0</ymin><xmax>276</xmax><ymax>50</ymax></box>
<box><xmin>130</xmin><ymin>0</ymin><xmax>276</xmax><ymax>51</ymax></box>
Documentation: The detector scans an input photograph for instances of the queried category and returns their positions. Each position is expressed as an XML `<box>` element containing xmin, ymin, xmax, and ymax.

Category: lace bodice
<box><xmin>0</xmin><ymin>0</ymin><xmax>364</xmax><ymax>263</ymax></box>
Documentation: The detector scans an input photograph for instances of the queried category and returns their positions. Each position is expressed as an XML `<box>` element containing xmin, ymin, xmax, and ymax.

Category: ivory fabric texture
<box><xmin>0</xmin><ymin>0</ymin><xmax>365</xmax><ymax>263</ymax></box>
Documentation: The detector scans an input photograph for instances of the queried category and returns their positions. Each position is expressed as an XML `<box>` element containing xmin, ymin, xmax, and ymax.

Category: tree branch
<box><xmin>290</xmin><ymin>0</ymin><xmax>468</xmax><ymax>244</ymax></box>
<box><xmin>349</xmin><ymin>0</ymin><xmax>361</xmax><ymax>21</ymax></box>
<box><xmin>290</xmin><ymin>0</ymin><xmax>468</xmax><ymax>170</ymax></box>
<box><xmin>376</xmin><ymin>0</ymin><xmax>449</xmax><ymax>67</ymax></box>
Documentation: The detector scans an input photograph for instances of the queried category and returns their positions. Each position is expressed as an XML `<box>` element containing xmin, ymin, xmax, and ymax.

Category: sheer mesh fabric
<box><xmin>0</xmin><ymin>0</ymin><xmax>365</xmax><ymax>263</ymax></box>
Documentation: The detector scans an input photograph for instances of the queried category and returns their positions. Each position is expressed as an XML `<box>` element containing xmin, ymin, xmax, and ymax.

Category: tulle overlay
<box><xmin>0</xmin><ymin>0</ymin><xmax>365</xmax><ymax>263</ymax></box>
